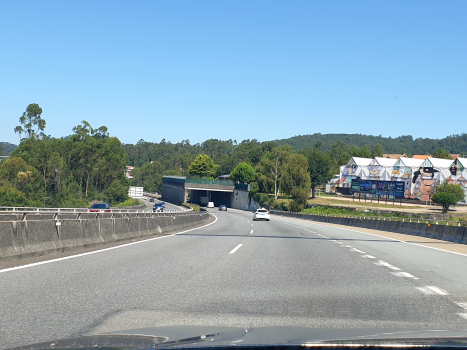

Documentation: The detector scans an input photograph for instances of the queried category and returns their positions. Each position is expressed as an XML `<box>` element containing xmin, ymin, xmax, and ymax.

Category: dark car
<box><xmin>149</xmin><ymin>198</ymin><xmax>155</xmax><ymax>202</ymax></box>
<box><xmin>89</xmin><ymin>203</ymin><xmax>111</xmax><ymax>212</ymax></box>
<box><xmin>219</xmin><ymin>205</ymin><xmax>227</xmax><ymax>211</ymax></box>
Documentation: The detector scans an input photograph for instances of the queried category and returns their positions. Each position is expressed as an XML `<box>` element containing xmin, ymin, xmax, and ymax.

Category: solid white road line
<box><xmin>229</xmin><ymin>244</ymin><xmax>243</xmax><ymax>254</ymax></box>
<box><xmin>0</xmin><ymin>213</ymin><xmax>219</xmax><ymax>274</ymax></box>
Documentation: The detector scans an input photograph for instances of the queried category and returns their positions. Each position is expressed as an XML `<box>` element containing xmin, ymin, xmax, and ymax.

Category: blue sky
<box><xmin>1</xmin><ymin>1</ymin><xmax>466</xmax><ymax>145</ymax></box>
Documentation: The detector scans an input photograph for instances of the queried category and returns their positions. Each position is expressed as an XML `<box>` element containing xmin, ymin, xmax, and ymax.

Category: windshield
<box><xmin>1</xmin><ymin>2</ymin><xmax>467</xmax><ymax>349</ymax></box>
<box><xmin>91</xmin><ymin>204</ymin><xmax>107</xmax><ymax>209</ymax></box>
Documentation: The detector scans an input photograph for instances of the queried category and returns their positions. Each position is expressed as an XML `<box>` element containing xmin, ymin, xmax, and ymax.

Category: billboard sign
<box><xmin>351</xmin><ymin>179</ymin><xmax>376</xmax><ymax>194</ymax></box>
<box><xmin>352</xmin><ymin>179</ymin><xmax>405</xmax><ymax>197</ymax></box>
<box><xmin>376</xmin><ymin>181</ymin><xmax>405</xmax><ymax>197</ymax></box>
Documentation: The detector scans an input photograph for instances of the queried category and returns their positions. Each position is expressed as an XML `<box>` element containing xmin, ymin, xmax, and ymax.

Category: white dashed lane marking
<box><xmin>416</xmin><ymin>286</ymin><xmax>450</xmax><ymax>295</ymax></box>
<box><xmin>455</xmin><ymin>302</ymin><xmax>467</xmax><ymax>310</ymax></box>
<box><xmin>229</xmin><ymin>244</ymin><xmax>243</xmax><ymax>254</ymax></box>
<box><xmin>391</xmin><ymin>271</ymin><xmax>418</xmax><ymax>279</ymax></box>
<box><xmin>250</xmin><ymin>230</ymin><xmax>253</xmax><ymax>234</ymax></box>
<box><xmin>349</xmin><ymin>248</ymin><xmax>365</xmax><ymax>254</ymax></box>
<box><xmin>374</xmin><ymin>260</ymin><xmax>401</xmax><ymax>270</ymax></box>
<box><xmin>278</xmin><ymin>217</ymin><xmax>467</xmax><ymax>322</ymax></box>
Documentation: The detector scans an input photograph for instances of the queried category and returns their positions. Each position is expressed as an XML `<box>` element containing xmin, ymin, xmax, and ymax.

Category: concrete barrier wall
<box><xmin>271</xmin><ymin>211</ymin><xmax>466</xmax><ymax>245</ymax></box>
<box><xmin>0</xmin><ymin>212</ymin><xmax>211</xmax><ymax>262</ymax></box>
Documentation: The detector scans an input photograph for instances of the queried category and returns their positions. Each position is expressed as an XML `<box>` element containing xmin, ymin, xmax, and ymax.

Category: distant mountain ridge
<box><xmin>274</xmin><ymin>133</ymin><xmax>467</xmax><ymax>157</ymax></box>
<box><xmin>0</xmin><ymin>142</ymin><xmax>17</xmax><ymax>156</ymax></box>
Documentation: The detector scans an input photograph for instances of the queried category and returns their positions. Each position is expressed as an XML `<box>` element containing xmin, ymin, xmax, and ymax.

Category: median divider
<box><xmin>271</xmin><ymin>210</ymin><xmax>466</xmax><ymax>245</ymax></box>
<box><xmin>0</xmin><ymin>211</ymin><xmax>211</xmax><ymax>262</ymax></box>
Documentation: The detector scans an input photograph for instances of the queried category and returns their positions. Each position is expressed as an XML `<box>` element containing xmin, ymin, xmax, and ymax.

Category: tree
<box><xmin>72</xmin><ymin>120</ymin><xmax>109</xmax><ymax>141</ymax></box>
<box><xmin>14</xmin><ymin>103</ymin><xmax>46</xmax><ymax>140</ymax></box>
<box><xmin>257</xmin><ymin>145</ymin><xmax>292</xmax><ymax>199</ymax></box>
<box><xmin>102</xmin><ymin>179</ymin><xmax>128</xmax><ymax>205</ymax></box>
<box><xmin>431</xmin><ymin>193</ymin><xmax>458</xmax><ymax>213</ymax></box>
<box><xmin>372</xmin><ymin>143</ymin><xmax>384</xmax><ymax>157</ymax></box>
<box><xmin>350</xmin><ymin>146</ymin><xmax>372</xmax><ymax>158</ymax></box>
<box><xmin>187</xmin><ymin>154</ymin><xmax>218</xmax><ymax>178</ymax></box>
<box><xmin>9</xmin><ymin>124</ymin><xmax>128</xmax><ymax>207</ymax></box>
<box><xmin>432</xmin><ymin>148</ymin><xmax>452</xmax><ymax>160</ymax></box>
<box><xmin>0</xmin><ymin>185</ymin><xmax>28</xmax><ymax>206</ymax></box>
<box><xmin>301</xmin><ymin>148</ymin><xmax>333</xmax><ymax>198</ymax></box>
<box><xmin>230</xmin><ymin>162</ymin><xmax>255</xmax><ymax>183</ymax></box>
<box><xmin>281</xmin><ymin>153</ymin><xmax>311</xmax><ymax>211</ymax></box>
<box><xmin>431</xmin><ymin>182</ymin><xmax>464</xmax><ymax>212</ymax></box>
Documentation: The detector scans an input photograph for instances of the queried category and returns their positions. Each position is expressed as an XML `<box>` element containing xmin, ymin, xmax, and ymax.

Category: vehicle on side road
<box><xmin>207</xmin><ymin>202</ymin><xmax>214</xmax><ymax>208</ymax></box>
<box><xmin>219</xmin><ymin>205</ymin><xmax>227</xmax><ymax>211</ymax></box>
<box><xmin>149</xmin><ymin>198</ymin><xmax>155</xmax><ymax>202</ymax></box>
<box><xmin>89</xmin><ymin>203</ymin><xmax>111</xmax><ymax>212</ymax></box>
<box><xmin>253</xmin><ymin>208</ymin><xmax>270</xmax><ymax>221</ymax></box>
<box><xmin>153</xmin><ymin>203</ymin><xmax>164</xmax><ymax>212</ymax></box>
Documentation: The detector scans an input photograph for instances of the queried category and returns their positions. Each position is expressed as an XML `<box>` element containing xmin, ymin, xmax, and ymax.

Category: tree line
<box><xmin>274</xmin><ymin>133</ymin><xmax>467</xmax><ymax>156</ymax></box>
<box><xmin>0</xmin><ymin>105</ymin><xmax>128</xmax><ymax>207</ymax></box>
<box><xmin>1</xmin><ymin>103</ymin><xmax>461</xmax><ymax>209</ymax></box>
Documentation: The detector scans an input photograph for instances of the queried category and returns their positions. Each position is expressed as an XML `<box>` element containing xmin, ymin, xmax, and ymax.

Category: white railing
<box><xmin>0</xmin><ymin>206</ymin><xmax>185</xmax><ymax>214</ymax></box>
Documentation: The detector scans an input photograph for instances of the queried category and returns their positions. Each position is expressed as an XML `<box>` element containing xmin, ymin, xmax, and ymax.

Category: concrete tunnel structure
<box><xmin>161</xmin><ymin>176</ymin><xmax>258</xmax><ymax>211</ymax></box>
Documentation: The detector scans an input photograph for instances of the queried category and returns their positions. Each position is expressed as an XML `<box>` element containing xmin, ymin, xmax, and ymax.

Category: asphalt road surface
<box><xmin>1</xmin><ymin>208</ymin><xmax>467</xmax><ymax>348</ymax></box>
<box><xmin>140</xmin><ymin>196</ymin><xmax>184</xmax><ymax>212</ymax></box>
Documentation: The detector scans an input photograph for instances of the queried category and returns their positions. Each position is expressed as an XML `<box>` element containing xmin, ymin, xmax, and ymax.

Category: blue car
<box><xmin>359</xmin><ymin>181</ymin><xmax>373</xmax><ymax>191</ymax></box>
<box><xmin>153</xmin><ymin>203</ymin><xmax>164</xmax><ymax>212</ymax></box>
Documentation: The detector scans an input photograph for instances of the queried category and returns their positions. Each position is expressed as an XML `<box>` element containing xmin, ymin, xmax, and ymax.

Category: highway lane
<box><xmin>1</xmin><ymin>208</ymin><xmax>467</xmax><ymax>348</ymax></box>
<box><xmin>140</xmin><ymin>196</ymin><xmax>184</xmax><ymax>212</ymax></box>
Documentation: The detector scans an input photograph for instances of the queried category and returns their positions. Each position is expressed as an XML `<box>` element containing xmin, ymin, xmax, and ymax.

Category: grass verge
<box><xmin>183</xmin><ymin>202</ymin><xmax>201</xmax><ymax>211</ymax></box>
<box><xmin>114</xmin><ymin>198</ymin><xmax>144</xmax><ymax>207</ymax></box>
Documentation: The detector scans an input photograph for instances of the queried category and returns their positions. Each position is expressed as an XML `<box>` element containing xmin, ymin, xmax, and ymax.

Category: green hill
<box><xmin>274</xmin><ymin>133</ymin><xmax>467</xmax><ymax>157</ymax></box>
<box><xmin>0</xmin><ymin>142</ymin><xmax>17</xmax><ymax>156</ymax></box>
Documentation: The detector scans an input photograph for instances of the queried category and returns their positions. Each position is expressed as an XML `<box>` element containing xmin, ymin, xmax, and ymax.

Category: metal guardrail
<box><xmin>271</xmin><ymin>210</ymin><xmax>467</xmax><ymax>227</ymax></box>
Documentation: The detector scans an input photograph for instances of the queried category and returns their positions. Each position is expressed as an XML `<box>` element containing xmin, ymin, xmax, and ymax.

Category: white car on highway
<box><xmin>253</xmin><ymin>208</ymin><xmax>270</xmax><ymax>221</ymax></box>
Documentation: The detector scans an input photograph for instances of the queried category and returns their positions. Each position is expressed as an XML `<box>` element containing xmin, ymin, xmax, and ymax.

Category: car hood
<box><xmin>10</xmin><ymin>326</ymin><xmax>467</xmax><ymax>349</ymax></box>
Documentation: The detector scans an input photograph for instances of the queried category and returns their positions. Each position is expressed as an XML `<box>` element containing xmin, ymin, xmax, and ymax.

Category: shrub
<box><xmin>431</xmin><ymin>192</ymin><xmax>458</xmax><ymax>213</ymax></box>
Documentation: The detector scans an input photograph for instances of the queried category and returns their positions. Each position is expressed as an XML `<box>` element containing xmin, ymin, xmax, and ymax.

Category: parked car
<box><xmin>253</xmin><ymin>208</ymin><xmax>270</xmax><ymax>221</ymax></box>
<box><xmin>89</xmin><ymin>203</ymin><xmax>111</xmax><ymax>212</ymax></box>
<box><xmin>219</xmin><ymin>205</ymin><xmax>227</xmax><ymax>211</ymax></box>
<box><xmin>207</xmin><ymin>202</ymin><xmax>214</xmax><ymax>208</ymax></box>
<box><xmin>153</xmin><ymin>203</ymin><xmax>164</xmax><ymax>212</ymax></box>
